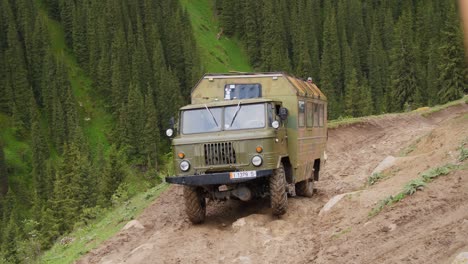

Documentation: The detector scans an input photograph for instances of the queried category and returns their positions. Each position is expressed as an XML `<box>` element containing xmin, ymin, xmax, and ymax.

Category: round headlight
<box><xmin>252</xmin><ymin>155</ymin><xmax>263</xmax><ymax>167</ymax></box>
<box><xmin>166</xmin><ymin>129</ymin><xmax>174</xmax><ymax>137</ymax></box>
<box><xmin>272</xmin><ymin>120</ymin><xmax>280</xmax><ymax>129</ymax></box>
<box><xmin>180</xmin><ymin>160</ymin><xmax>190</xmax><ymax>171</ymax></box>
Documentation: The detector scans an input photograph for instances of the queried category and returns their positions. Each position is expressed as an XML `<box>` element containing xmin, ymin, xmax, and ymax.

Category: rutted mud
<box><xmin>78</xmin><ymin>103</ymin><xmax>468</xmax><ymax>264</ymax></box>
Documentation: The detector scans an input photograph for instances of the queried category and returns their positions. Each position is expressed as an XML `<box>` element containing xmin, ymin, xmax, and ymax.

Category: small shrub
<box><xmin>402</xmin><ymin>179</ymin><xmax>426</xmax><ymax>195</ymax></box>
<box><xmin>369</xmin><ymin>196</ymin><xmax>393</xmax><ymax>217</ymax></box>
<box><xmin>111</xmin><ymin>183</ymin><xmax>130</xmax><ymax>207</ymax></box>
<box><xmin>459</xmin><ymin>138</ymin><xmax>468</xmax><ymax>162</ymax></box>
<box><xmin>367</xmin><ymin>172</ymin><xmax>385</xmax><ymax>186</ymax></box>
<box><xmin>421</xmin><ymin>165</ymin><xmax>453</xmax><ymax>182</ymax></box>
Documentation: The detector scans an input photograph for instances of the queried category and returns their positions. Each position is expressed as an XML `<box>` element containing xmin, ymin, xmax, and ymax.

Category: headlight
<box><xmin>252</xmin><ymin>155</ymin><xmax>262</xmax><ymax>167</ymax></box>
<box><xmin>180</xmin><ymin>160</ymin><xmax>190</xmax><ymax>171</ymax></box>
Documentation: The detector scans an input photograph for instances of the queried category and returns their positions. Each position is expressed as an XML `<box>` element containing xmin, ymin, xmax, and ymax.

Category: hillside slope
<box><xmin>77</xmin><ymin>102</ymin><xmax>468</xmax><ymax>264</ymax></box>
<box><xmin>180</xmin><ymin>0</ymin><xmax>252</xmax><ymax>72</ymax></box>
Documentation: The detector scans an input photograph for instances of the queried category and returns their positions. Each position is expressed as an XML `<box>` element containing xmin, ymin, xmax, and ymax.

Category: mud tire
<box><xmin>295</xmin><ymin>179</ymin><xmax>314</xmax><ymax>197</ymax></box>
<box><xmin>183</xmin><ymin>186</ymin><xmax>206</xmax><ymax>224</ymax></box>
<box><xmin>270</xmin><ymin>163</ymin><xmax>288</xmax><ymax>216</ymax></box>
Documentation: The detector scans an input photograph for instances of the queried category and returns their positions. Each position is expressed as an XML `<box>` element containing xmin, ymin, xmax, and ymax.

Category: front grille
<box><xmin>204</xmin><ymin>142</ymin><xmax>237</xmax><ymax>165</ymax></box>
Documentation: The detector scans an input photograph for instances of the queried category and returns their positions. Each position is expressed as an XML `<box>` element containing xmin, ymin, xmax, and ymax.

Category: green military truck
<box><xmin>165</xmin><ymin>72</ymin><xmax>327</xmax><ymax>223</ymax></box>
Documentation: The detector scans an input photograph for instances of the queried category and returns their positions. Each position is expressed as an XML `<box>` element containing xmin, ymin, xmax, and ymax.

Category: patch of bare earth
<box><xmin>77</xmin><ymin>103</ymin><xmax>468</xmax><ymax>264</ymax></box>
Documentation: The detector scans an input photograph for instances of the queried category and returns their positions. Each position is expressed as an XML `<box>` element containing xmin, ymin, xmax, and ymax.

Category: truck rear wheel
<box><xmin>270</xmin><ymin>163</ymin><xmax>288</xmax><ymax>216</ymax></box>
<box><xmin>183</xmin><ymin>186</ymin><xmax>206</xmax><ymax>224</ymax></box>
<box><xmin>295</xmin><ymin>179</ymin><xmax>314</xmax><ymax>197</ymax></box>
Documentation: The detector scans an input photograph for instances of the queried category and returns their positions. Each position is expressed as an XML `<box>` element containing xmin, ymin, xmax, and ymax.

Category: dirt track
<box><xmin>78</xmin><ymin>103</ymin><xmax>468</xmax><ymax>264</ymax></box>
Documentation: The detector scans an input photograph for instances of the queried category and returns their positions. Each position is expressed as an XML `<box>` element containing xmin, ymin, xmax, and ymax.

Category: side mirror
<box><xmin>167</xmin><ymin>117</ymin><xmax>175</xmax><ymax>138</ymax></box>
<box><xmin>169</xmin><ymin>117</ymin><xmax>175</xmax><ymax>129</ymax></box>
<box><xmin>279</xmin><ymin>107</ymin><xmax>288</xmax><ymax>121</ymax></box>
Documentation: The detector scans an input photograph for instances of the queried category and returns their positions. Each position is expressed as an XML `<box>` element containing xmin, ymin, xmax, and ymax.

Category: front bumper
<box><xmin>165</xmin><ymin>169</ymin><xmax>273</xmax><ymax>186</ymax></box>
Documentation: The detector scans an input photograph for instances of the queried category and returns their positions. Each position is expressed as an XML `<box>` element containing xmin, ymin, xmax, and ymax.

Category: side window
<box><xmin>298</xmin><ymin>101</ymin><xmax>305</xmax><ymax>127</ymax></box>
<box><xmin>313</xmin><ymin>103</ymin><xmax>319</xmax><ymax>127</ymax></box>
<box><xmin>306</xmin><ymin>102</ymin><xmax>313</xmax><ymax>127</ymax></box>
<box><xmin>319</xmin><ymin>104</ymin><xmax>324</xmax><ymax>127</ymax></box>
<box><xmin>267</xmin><ymin>103</ymin><xmax>273</xmax><ymax>127</ymax></box>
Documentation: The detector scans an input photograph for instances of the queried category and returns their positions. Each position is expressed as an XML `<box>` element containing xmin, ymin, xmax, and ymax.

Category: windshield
<box><xmin>182</xmin><ymin>103</ymin><xmax>266</xmax><ymax>134</ymax></box>
<box><xmin>182</xmin><ymin>107</ymin><xmax>222</xmax><ymax>134</ymax></box>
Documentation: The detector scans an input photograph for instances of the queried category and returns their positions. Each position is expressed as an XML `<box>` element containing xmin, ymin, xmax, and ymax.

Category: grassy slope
<box><xmin>40</xmin><ymin>183</ymin><xmax>168</xmax><ymax>263</ymax></box>
<box><xmin>40</xmin><ymin>8</ymin><xmax>111</xmax><ymax>152</ymax></box>
<box><xmin>180</xmin><ymin>0</ymin><xmax>252</xmax><ymax>73</ymax></box>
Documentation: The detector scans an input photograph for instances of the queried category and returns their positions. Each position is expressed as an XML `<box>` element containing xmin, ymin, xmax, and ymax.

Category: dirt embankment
<box><xmin>78</xmin><ymin>103</ymin><xmax>468</xmax><ymax>264</ymax></box>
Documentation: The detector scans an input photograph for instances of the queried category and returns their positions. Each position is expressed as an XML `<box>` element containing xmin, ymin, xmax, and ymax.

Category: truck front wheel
<box><xmin>183</xmin><ymin>186</ymin><xmax>206</xmax><ymax>224</ymax></box>
<box><xmin>270</xmin><ymin>163</ymin><xmax>288</xmax><ymax>216</ymax></box>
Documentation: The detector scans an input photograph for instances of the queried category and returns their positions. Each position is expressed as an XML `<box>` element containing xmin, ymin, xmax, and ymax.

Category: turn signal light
<box><xmin>178</xmin><ymin>152</ymin><xmax>185</xmax><ymax>159</ymax></box>
<box><xmin>256</xmin><ymin>146</ymin><xmax>263</xmax><ymax>153</ymax></box>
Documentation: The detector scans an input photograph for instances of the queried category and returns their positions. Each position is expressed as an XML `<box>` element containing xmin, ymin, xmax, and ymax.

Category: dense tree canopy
<box><xmin>0</xmin><ymin>0</ymin><xmax>200</xmax><ymax>260</ymax></box>
<box><xmin>218</xmin><ymin>0</ymin><xmax>467</xmax><ymax>117</ymax></box>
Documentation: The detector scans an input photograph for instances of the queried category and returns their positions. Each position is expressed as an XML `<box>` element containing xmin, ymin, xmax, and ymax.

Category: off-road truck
<box><xmin>165</xmin><ymin>72</ymin><xmax>327</xmax><ymax>223</ymax></box>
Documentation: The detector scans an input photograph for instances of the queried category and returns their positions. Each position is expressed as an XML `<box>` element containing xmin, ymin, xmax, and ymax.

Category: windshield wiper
<box><xmin>229</xmin><ymin>101</ymin><xmax>242</xmax><ymax>128</ymax></box>
<box><xmin>204</xmin><ymin>104</ymin><xmax>219</xmax><ymax>127</ymax></box>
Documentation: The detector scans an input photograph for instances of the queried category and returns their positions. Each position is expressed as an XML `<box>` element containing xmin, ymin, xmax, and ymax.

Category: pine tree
<box><xmin>30</xmin><ymin>98</ymin><xmax>50</xmax><ymax>203</ymax></box>
<box><xmin>426</xmin><ymin>41</ymin><xmax>441</xmax><ymax>106</ymax></box>
<box><xmin>220</xmin><ymin>0</ymin><xmax>236</xmax><ymax>36</ymax></box>
<box><xmin>63</xmin><ymin>85</ymin><xmax>78</xmax><ymax>144</ymax></box>
<box><xmin>320</xmin><ymin>9</ymin><xmax>342</xmax><ymax>118</ymax></box>
<box><xmin>357</xmin><ymin>80</ymin><xmax>374</xmax><ymax>116</ymax></box>
<box><xmin>4</xmin><ymin>1</ymin><xmax>33</xmax><ymax>130</ymax></box>
<box><xmin>99</xmin><ymin>145</ymin><xmax>127</xmax><ymax>206</ymax></box>
<box><xmin>243</xmin><ymin>0</ymin><xmax>260</xmax><ymax>68</ymax></box>
<box><xmin>437</xmin><ymin>1</ymin><xmax>467</xmax><ymax>103</ymax></box>
<box><xmin>344</xmin><ymin>68</ymin><xmax>359</xmax><ymax>117</ymax></box>
<box><xmin>368</xmin><ymin>24</ymin><xmax>389</xmax><ymax>113</ymax></box>
<box><xmin>156</xmin><ymin>69</ymin><xmax>182</xmax><ymax>150</ymax></box>
<box><xmin>126</xmin><ymin>83</ymin><xmax>146</xmax><ymax>158</ymax></box>
<box><xmin>72</xmin><ymin>6</ymin><xmax>88</xmax><ymax>68</ymax></box>
<box><xmin>143</xmin><ymin>90</ymin><xmax>160</xmax><ymax>169</ymax></box>
<box><xmin>0</xmin><ymin>142</ymin><xmax>7</xmax><ymax>197</ymax></box>
<box><xmin>59</xmin><ymin>0</ymin><xmax>74</xmax><ymax>48</ymax></box>
<box><xmin>2</xmin><ymin>211</ymin><xmax>20</xmax><ymax>263</ymax></box>
<box><xmin>389</xmin><ymin>11</ymin><xmax>418</xmax><ymax>111</ymax></box>
<box><xmin>110</xmin><ymin>27</ymin><xmax>130</xmax><ymax>113</ymax></box>
<box><xmin>260</xmin><ymin>0</ymin><xmax>290</xmax><ymax>71</ymax></box>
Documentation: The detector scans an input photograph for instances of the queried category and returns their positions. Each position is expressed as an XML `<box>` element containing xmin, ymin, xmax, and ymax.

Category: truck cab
<box><xmin>166</xmin><ymin>73</ymin><xmax>327</xmax><ymax>223</ymax></box>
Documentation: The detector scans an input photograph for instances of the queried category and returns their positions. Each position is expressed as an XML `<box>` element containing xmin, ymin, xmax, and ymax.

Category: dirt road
<box><xmin>78</xmin><ymin>103</ymin><xmax>468</xmax><ymax>264</ymax></box>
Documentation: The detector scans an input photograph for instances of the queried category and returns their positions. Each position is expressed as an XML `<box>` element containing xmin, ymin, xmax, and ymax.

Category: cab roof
<box><xmin>198</xmin><ymin>72</ymin><xmax>327</xmax><ymax>100</ymax></box>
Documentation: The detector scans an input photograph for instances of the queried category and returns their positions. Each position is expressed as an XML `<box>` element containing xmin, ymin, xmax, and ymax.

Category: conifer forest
<box><xmin>0</xmin><ymin>0</ymin><xmax>466</xmax><ymax>262</ymax></box>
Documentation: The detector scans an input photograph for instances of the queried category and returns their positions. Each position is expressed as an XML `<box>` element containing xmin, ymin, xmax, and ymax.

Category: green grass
<box><xmin>40</xmin><ymin>183</ymin><xmax>168</xmax><ymax>264</ymax></box>
<box><xmin>367</xmin><ymin>172</ymin><xmax>387</xmax><ymax>186</ymax></box>
<box><xmin>180</xmin><ymin>0</ymin><xmax>252</xmax><ymax>73</ymax></box>
<box><xmin>459</xmin><ymin>137</ymin><xmax>468</xmax><ymax>162</ymax></box>
<box><xmin>421</xmin><ymin>95</ymin><xmax>468</xmax><ymax>117</ymax></box>
<box><xmin>328</xmin><ymin>114</ymin><xmax>393</xmax><ymax>129</ymax></box>
<box><xmin>368</xmin><ymin>163</ymin><xmax>461</xmax><ymax>217</ymax></box>
<box><xmin>328</xmin><ymin>95</ymin><xmax>468</xmax><ymax>129</ymax></box>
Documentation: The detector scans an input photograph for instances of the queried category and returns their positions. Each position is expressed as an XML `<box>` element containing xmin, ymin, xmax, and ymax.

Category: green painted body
<box><xmin>171</xmin><ymin>72</ymin><xmax>327</xmax><ymax>184</ymax></box>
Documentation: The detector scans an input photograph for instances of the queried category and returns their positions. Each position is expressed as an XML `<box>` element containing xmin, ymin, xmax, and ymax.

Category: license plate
<box><xmin>230</xmin><ymin>170</ymin><xmax>257</xmax><ymax>179</ymax></box>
